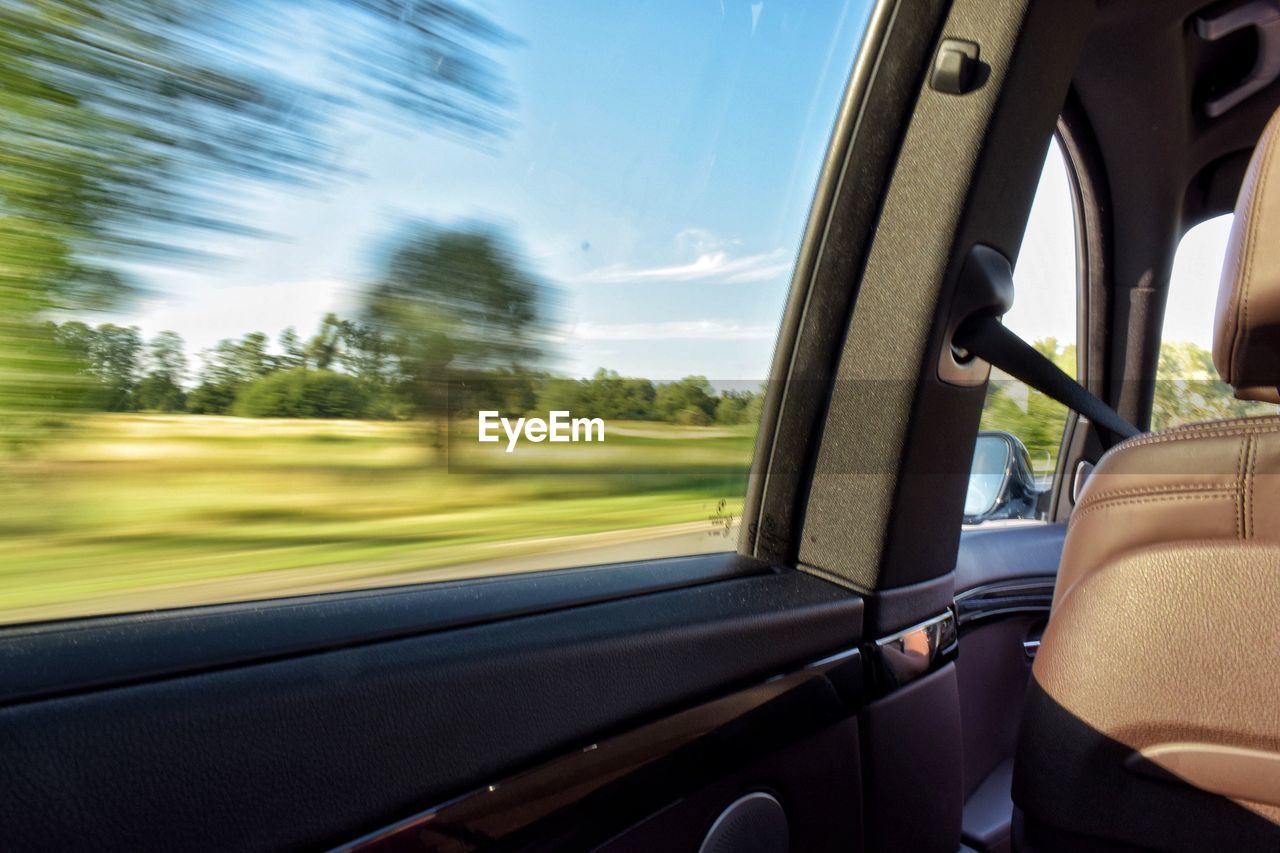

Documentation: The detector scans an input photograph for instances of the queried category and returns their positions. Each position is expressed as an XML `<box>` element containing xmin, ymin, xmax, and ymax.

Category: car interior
<box><xmin>4</xmin><ymin>0</ymin><xmax>1280</xmax><ymax>851</ymax></box>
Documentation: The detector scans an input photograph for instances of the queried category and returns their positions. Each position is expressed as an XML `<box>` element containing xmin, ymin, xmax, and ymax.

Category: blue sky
<box><xmin>119</xmin><ymin>0</ymin><xmax>875</xmax><ymax>380</ymax></box>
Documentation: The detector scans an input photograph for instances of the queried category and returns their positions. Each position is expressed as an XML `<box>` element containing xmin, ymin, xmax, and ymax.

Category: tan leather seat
<box><xmin>1012</xmin><ymin>105</ymin><xmax>1280</xmax><ymax>852</ymax></box>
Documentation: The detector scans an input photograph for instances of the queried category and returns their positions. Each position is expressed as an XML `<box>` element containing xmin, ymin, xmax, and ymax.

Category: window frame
<box><xmin>1046</xmin><ymin>106</ymin><xmax>1106</xmax><ymax>523</ymax></box>
<box><xmin>971</xmin><ymin>129</ymin><xmax>1085</xmax><ymax>521</ymax></box>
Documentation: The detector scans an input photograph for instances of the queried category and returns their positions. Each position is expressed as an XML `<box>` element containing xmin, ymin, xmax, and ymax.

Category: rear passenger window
<box><xmin>0</xmin><ymin>2</ymin><xmax>874</xmax><ymax>623</ymax></box>
<box><xmin>1154</xmin><ymin>214</ymin><xmax>1278</xmax><ymax>429</ymax></box>
<box><xmin>969</xmin><ymin>138</ymin><xmax>1077</xmax><ymax>523</ymax></box>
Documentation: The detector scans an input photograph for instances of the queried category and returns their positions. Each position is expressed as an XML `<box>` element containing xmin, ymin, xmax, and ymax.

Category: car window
<box><xmin>0</xmin><ymin>1</ymin><xmax>875</xmax><ymax>624</ymax></box>
<box><xmin>1153</xmin><ymin>214</ymin><xmax>1278</xmax><ymax>429</ymax></box>
<box><xmin>970</xmin><ymin>138</ymin><xmax>1077</xmax><ymax>521</ymax></box>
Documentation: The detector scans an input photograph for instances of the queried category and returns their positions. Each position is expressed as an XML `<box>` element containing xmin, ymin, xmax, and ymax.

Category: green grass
<box><xmin>0</xmin><ymin>414</ymin><xmax>755</xmax><ymax>622</ymax></box>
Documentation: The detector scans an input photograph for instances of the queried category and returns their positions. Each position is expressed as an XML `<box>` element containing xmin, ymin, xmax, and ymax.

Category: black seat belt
<box><xmin>954</xmin><ymin>313</ymin><xmax>1141</xmax><ymax>441</ymax></box>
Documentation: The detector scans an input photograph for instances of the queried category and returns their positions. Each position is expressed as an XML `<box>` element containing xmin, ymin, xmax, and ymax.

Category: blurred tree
<box><xmin>455</xmin><ymin>366</ymin><xmax>545</xmax><ymax>419</ymax></box>
<box><xmin>0</xmin><ymin>0</ymin><xmax>513</xmax><ymax>449</ymax></box>
<box><xmin>1151</xmin><ymin>340</ymin><xmax>1275</xmax><ymax>429</ymax></box>
<box><xmin>233</xmin><ymin>368</ymin><xmax>370</xmax><ymax>419</ymax></box>
<box><xmin>307</xmin><ymin>314</ymin><xmax>348</xmax><ymax>371</ymax></box>
<box><xmin>534</xmin><ymin>377</ymin><xmax>589</xmax><ymax>418</ymax></box>
<box><xmin>187</xmin><ymin>333</ymin><xmax>272</xmax><ymax>414</ymax></box>
<box><xmin>655</xmin><ymin>377</ymin><xmax>717</xmax><ymax>426</ymax></box>
<box><xmin>363</xmin><ymin>224</ymin><xmax>553</xmax><ymax>430</ymax></box>
<box><xmin>86</xmin><ymin>324</ymin><xmax>144</xmax><ymax>412</ymax></box>
<box><xmin>978</xmin><ymin>338</ymin><xmax>1075</xmax><ymax>475</ymax></box>
<box><xmin>277</xmin><ymin>327</ymin><xmax>307</xmax><ymax>371</ymax></box>
<box><xmin>49</xmin><ymin>321</ymin><xmax>97</xmax><ymax>376</ymax></box>
<box><xmin>148</xmin><ymin>331</ymin><xmax>188</xmax><ymax>383</ymax></box>
<box><xmin>134</xmin><ymin>376</ymin><xmax>185</xmax><ymax>413</ymax></box>
<box><xmin>186</xmin><ymin>382</ymin><xmax>238</xmax><ymax>416</ymax></box>
<box><xmin>588</xmin><ymin>370</ymin><xmax>658</xmax><ymax>420</ymax></box>
<box><xmin>529</xmin><ymin>370</ymin><xmax>656</xmax><ymax>421</ymax></box>
<box><xmin>976</xmin><ymin>338</ymin><xmax>1280</xmax><ymax>476</ymax></box>
<box><xmin>232</xmin><ymin>333</ymin><xmax>272</xmax><ymax>382</ymax></box>
<box><xmin>135</xmin><ymin>331</ymin><xmax>188</xmax><ymax>411</ymax></box>
<box><xmin>337</xmin><ymin>321</ymin><xmax>394</xmax><ymax>386</ymax></box>
<box><xmin>714</xmin><ymin>389</ymin><xmax>762</xmax><ymax>425</ymax></box>
<box><xmin>47</xmin><ymin>320</ymin><xmax>104</xmax><ymax>412</ymax></box>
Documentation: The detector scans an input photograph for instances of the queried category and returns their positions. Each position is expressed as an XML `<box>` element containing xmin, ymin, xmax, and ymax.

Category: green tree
<box><xmin>233</xmin><ymin>368</ymin><xmax>370</xmax><ymax>419</ymax></box>
<box><xmin>576</xmin><ymin>370</ymin><xmax>656</xmax><ymax>420</ymax></box>
<box><xmin>655</xmin><ymin>376</ymin><xmax>717</xmax><ymax>425</ymax></box>
<box><xmin>86</xmin><ymin>324</ymin><xmax>144</xmax><ymax>412</ymax></box>
<box><xmin>714</xmin><ymin>389</ymin><xmax>762</xmax><ymax>425</ymax></box>
<box><xmin>456</xmin><ymin>366</ymin><xmax>545</xmax><ymax>419</ymax></box>
<box><xmin>188</xmin><ymin>333</ymin><xmax>273</xmax><ymax>414</ymax></box>
<box><xmin>46</xmin><ymin>320</ymin><xmax>102</xmax><ymax>412</ymax></box>
<box><xmin>0</xmin><ymin>0</ymin><xmax>512</xmax><ymax>450</ymax></box>
<box><xmin>50</xmin><ymin>321</ymin><xmax>96</xmax><ymax>366</ymax></box>
<box><xmin>530</xmin><ymin>370</ymin><xmax>658</xmax><ymax>421</ymax></box>
<box><xmin>307</xmin><ymin>314</ymin><xmax>348</xmax><ymax>371</ymax></box>
<box><xmin>362</xmin><ymin>224</ymin><xmax>554</xmax><ymax>435</ymax></box>
<box><xmin>187</xmin><ymin>382</ymin><xmax>239</xmax><ymax>416</ymax></box>
<box><xmin>277</xmin><ymin>327</ymin><xmax>307</xmax><ymax>371</ymax></box>
<box><xmin>134</xmin><ymin>331</ymin><xmax>187</xmax><ymax>411</ymax></box>
<box><xmin>1152</xmin><ymin>340</ymin><xmax>1275</xmax><ymax>429</ymax></box>
<box><xmin>535</xmin><ymin>377</ymin><xmax>589</xmax><ymax>417</ymax></box>
<box><xmin>978</xmin><ymin>338</ymin><xmax>1075</xmax><ymax>474</ymax></box>
<box><xmin>134</xmin><ymin>376</ymin><xmax>185</xmax><ymax>413</ymax></box>
<box><xmin>234</xmin><ymin>333</ymin><xmax>272</xmax><ymax>382</ymax></box>
<box><xmin>338</xmin><ymin>322</ymin><xmax>395</xmax><ymax>385</ymax></box>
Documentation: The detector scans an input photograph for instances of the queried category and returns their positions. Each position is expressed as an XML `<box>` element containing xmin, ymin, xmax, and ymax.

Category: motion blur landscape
<box><xmin>0</xmin><ymin>0</ymin><xmax>1259</xmax><ymax>623</ymax></box>
<box><xmin>1</xmin><ymin>0</ymin><xmax>849</xmax><ymax>623</ymax></box>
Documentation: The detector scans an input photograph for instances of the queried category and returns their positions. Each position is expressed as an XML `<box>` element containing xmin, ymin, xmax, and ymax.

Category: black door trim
<box><xmin>336</xmin><ymin>646</ymin><xmax>864</xmax><ymax>852</ymax></box>
<box><xmin>0</xmin><ymin>552</ymin><xmax>771</xmax><ymax>707</ymax></box>
<box><xmin>0</xmin><ymin>568</ymin><xmax>863</xmax><ymax>852</ymax></box>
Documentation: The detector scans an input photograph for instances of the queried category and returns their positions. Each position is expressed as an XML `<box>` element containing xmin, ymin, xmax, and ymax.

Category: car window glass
<box><xmin>0</xmin><ymin>1</ymin><xmax>874</xmax><ymax>624</ymax></box>
<box><xmin>970</xmin><ymin>138</ymin><xmax>1077</xmax><ymax>523</ymax></box>
<box><xmin>1153</xmin><ymin>214</ymin><xmax>1278</xmax><ymax>429</ymax></box>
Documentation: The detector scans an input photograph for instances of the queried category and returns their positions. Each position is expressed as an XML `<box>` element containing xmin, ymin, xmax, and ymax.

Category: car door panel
<box><xmin>954</xmin><ymin>524</ymin><xmax>1066</xmax><ymax>594</ymax></box>
<box><xmin>345</xmin><ymin>648</ymin><xmax>864</xmax><ymax>852</ymax></box>
<box><xmin>0</xmin><ymin>566</ymin><xmax>862</xmax><ymax>852</ymax></box>
<box><xmin>953</xmin><ymin>524</ymin><xmax>1064</xmax><ymax>852</ymax></box>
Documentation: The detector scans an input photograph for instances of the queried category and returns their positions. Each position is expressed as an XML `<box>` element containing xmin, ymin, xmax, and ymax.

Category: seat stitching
<box><xmin>1237</xmin><ymin>435</ymin><xmax>1249</xmax><ymax>540</ymax></box>
<box><xmin>1103</xmin><ymin>417</ymin><xmax>1280</xmax><ymax>456</ymax></box>
<box><xmin>1076</xmin><ymin>482</ymin><xmax>1237</xmax><ymax>511</ymax></box>
<box><xmin>1120</xmin><ymin>425</ymin><xmax>1280</xmax><ymax>448</ymax></box>
<box><xmin>1247</xmin><ymin>434</ymin><xmax>1258</xmax><ymax>540</ymax></box>
<box><xmin>1136</xmin><ymin>414</ymin><xmax>1280</xmax><ymax>435</ymax></box>
<box><xmin>1068</xmin><ymin>491</ymin><xmax>1236</xmax><ymax>529</ymax></box>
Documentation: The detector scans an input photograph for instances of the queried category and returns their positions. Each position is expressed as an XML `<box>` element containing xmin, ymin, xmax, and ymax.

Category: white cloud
<box><xmin>579</xmin><ymin>248</ymin><xmax>792</xmax><ymax>285</ymax></box>
<box><xmin>562</xmin><ymin>320</ymin><xmax>776</xmax><ymax>341</ymax></box>
<box><xmin>674</xmin><ymin>227</ymin><xmax>739</xmax><ymax>253</ymax></box>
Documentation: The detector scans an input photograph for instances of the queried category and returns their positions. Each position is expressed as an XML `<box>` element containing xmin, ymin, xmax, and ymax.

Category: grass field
<box><xmin>0</xmin><ymin>414</ymin><xmax>755</xmax><ymax>624</ymax></box>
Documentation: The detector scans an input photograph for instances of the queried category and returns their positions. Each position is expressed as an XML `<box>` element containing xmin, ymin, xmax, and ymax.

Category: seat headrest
<box><xmin>1214</xmin><ymin>106</ymin><xmax>1280</xmax><ymax>404</ymax></box>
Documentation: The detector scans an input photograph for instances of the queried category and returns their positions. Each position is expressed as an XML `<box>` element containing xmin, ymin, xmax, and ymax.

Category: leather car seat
<box><xmin>1012</xmin><ymin>104</ymin><xmax>1280</xmax><ymax>852</ymax></box>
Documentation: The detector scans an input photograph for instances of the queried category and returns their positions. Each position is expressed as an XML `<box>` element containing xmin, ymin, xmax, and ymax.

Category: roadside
<box><xmin>0</xmin><ymin>518</ymin><xmax>740</xmax><ymax>626</ymax></box>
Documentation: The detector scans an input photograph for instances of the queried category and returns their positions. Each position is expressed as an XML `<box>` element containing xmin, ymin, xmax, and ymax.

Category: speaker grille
<box><xmin>698</xmin><ymin>792</ymin><xmax>789</xmax><ymax>853</ymax></box>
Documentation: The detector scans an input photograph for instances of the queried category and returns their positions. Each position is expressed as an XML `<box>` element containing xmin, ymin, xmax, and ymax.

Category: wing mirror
<box><xmin>964</xmin><ymin>430</ymin><xmax>1044</xmax><ymax>524</ymax></box>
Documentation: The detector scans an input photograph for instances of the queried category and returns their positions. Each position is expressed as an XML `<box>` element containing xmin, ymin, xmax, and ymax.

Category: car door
<box><xmin>0</xmin><ymin>0</ymin><xmax>1097</xmax><ymax>851</ymax></box>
